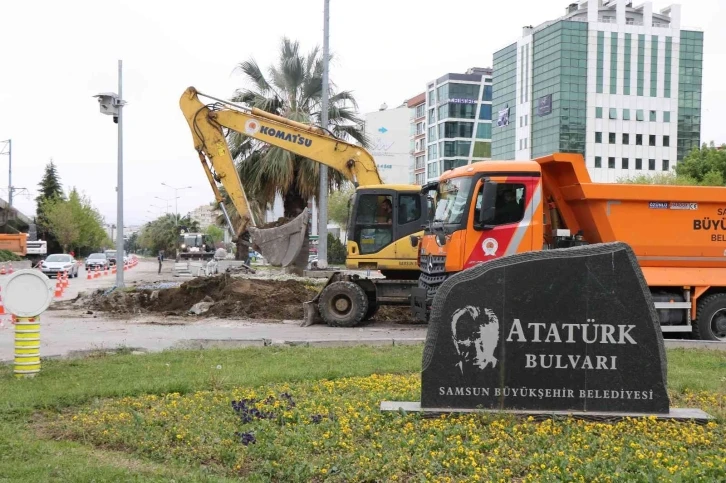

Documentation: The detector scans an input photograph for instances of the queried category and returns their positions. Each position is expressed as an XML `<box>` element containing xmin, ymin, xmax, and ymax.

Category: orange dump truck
<box><xmin>411</xmin><ymin>153</ymin><xmax>726</xmax><ymax>341</ymax></box>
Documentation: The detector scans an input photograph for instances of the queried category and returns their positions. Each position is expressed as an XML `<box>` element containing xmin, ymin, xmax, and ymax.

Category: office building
<box><xmin>425</xmin><ymin>67</ymin><xmax>494</xmax><ymax>181</ymax></box>
<box><xmin>407</xmin><ymin>92</ymin><xmax>427</xmax><ymax>185</ymax></box>
<box><xmin>491</xmin><ymin>0</ymin><xmax>702</xmax><ymax>182</ymax></box>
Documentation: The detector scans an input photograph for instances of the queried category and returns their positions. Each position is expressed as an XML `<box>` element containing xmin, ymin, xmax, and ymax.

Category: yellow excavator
<box><xmin>179</xmin><ymin>87</ymin><xmax>431</xmax><ymax>326</ymax></box>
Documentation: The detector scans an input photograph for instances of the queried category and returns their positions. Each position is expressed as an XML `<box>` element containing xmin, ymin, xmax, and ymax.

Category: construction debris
<box><xmin>82</xmin><ymin>272</ymin><xmax>417</xmax><ymax>324</ymax></box>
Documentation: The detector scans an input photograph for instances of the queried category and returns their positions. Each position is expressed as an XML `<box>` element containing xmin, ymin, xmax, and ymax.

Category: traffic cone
<box><xmin>94</xmin><ymin>266</ymin><xmax>100</xmax><ymax>279</ymax></box>
<box><xmin>112</xmin><ymin>264</ymin><xmax>117</xmax><ymax>274</ymax></box>
<box><xmin>0</xmin><ymin>264</ymin><xmax>6</xmax><ymax>275</ymax></box>
<box><xmin>87</xmin><ymin>266</ymin><xmax>93</xmax><ymax>280</ymax></box>
<box><xmin>54</xmin><ymin>278</ymin><xmax>63</xmax><ymax>298</ymax></box>
<box><xmin>104</xmin><ymin>264</ymin><xmax>109</xmax><ymax>276</ymax></box>
<box><xmin>8</xmin><ymin>262</ymin><xmax>14</xmax><ymax>274</ymax></box>
<box><xmin>62</xmin><ymin>271</ymin><xmax>69</xmax><ymax>289</ymax></box>
<box><xmin>0</xmin><ymin>286</ymin><xmax>5</xmax><ymax>315</ymax></box>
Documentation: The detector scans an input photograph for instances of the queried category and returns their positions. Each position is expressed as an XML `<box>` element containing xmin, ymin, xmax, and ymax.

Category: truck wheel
<box><xmin>694</xmin><ymin>293</ymin><xmax>726</xmax><ymax>341</ymax></box>
<box><xmin>318</xmin><ymin>281</ymin><xmax>368</xmax><ymax>327</ymax></box>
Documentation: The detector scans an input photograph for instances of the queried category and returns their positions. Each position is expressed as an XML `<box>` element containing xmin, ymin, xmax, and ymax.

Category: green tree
<box><xmin>35</xmin><ymin>159</ymin><xmax>65</xmax><ymax>253</ymax></box>
<box><xmin>674</xmin><ymin>142</ymin><xmax>726</xmax><ymax>185</ymax></box>
<box><xmin>138</xmin><ymin>214</ymin><xmax>201</xmax><ymax>257</ymax></box>
<box><xmin>328</xmin><ymin>183</ymin><xmax>355</xmax><ymax>240</ymax></box>
<box><xmin>67</xmin><ymin>188</ymin><xmax>108</xmax><ymax>255</ymax></box>
<box><xmin>205</xmin><ymin>224</ymin><xmax>224</xmax><ymax>246</ymax></box>
<box><xmin>327</xmin><ymin>232</ymin><xmax>346</xmax><ymax>265</ymax></box>
<box><xmin>43</xmin><ymin>199</ymin><xmax>78</xmax><ymax>253</ymax></box>
<box><xmin>227</xmin><ymin>37</ymin><xmax>369</xmax><ymax>273</ymax></box>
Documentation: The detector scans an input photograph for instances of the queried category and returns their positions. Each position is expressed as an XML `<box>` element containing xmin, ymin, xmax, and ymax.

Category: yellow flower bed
<box><xmin>48</xmin><ymin>374</ymin><xmax>725</xmax><ymax>481</ymax></box>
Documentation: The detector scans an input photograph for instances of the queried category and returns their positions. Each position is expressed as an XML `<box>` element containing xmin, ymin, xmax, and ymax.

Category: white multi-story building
<box><xmin>189</xmin><ymin>204</ymin><xmax>219</xmax><ymax>230</ymax></box>
<box><xmin>492</xmin><ymin>0</ymin><xmax>703</xmax><ymax>182</ymax></box>
<box><xmin>362</xmin><ymin>103</ymin><xmax>412</xmax><ymax>185</ymax></box>
<box><xmin>407</xmin><ymin>92</ymin><xmax>427</xmax><ymax>185</ymax></box>
<box><xmin>424</xmin><ymin>67</ymin><xmax>494</xmax><ymax>181</ymax></box>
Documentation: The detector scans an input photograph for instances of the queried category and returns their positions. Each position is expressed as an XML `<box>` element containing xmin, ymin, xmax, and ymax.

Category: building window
<box><xmin>636</xmin><ymin>134</ymin><xmax>643</xmax><ymax>145</ymax></box>
<box><xmin>595</xmin><ymin>132</ymin><xmax>602</xmax><ymax>143</ymax></box>
<box><xmin>428</xmin><ymin>126</ymin><xmax>437</xmax><ymax>142</ymax></box>
<box><xmin>596</xmin><ymin>31</ymin><xmax>604</xmax><ymax>93</ymax></box>
<box><xmin>473</xmin><ymin>141</ymin><xmax>491</xmax><ymax>158</ymax></box>
<box><xmin>609</xmin><ymin>132</ymin><xmax>616</xmax><ymax>144</ymax></box>
<box><xmin>622</xmin><ymin>133</ymin><xmax>630</xmax><ymax>144</ymax></box>
<box><xmin>482</xmin><ymin>85</ymin><xmax>492</xmax><ymax>101</ymax></box>
<box><xmin>662</xmin><ymin>159</ymin><xmax>669</xmax><ymax>171</ymax></box>
<box><xmin>609</xmin><ymin>108</ymin><xmax>617</xmax><ymax>119</ymax></box>
<box><xmin>649</xmin><ymin>159</ymin><xmax>656</xmax><ymax>171</ymax></box>
<box><xmin>649</xmin><ymin>110</ymin><xmax>657</xmax><ymax>122</ymax></box>
<box><xmin>622</xmin><ymin>158</ymin><xmax>629</xmax><ymax>169</ymax></box>
<box><xmin>478</xmin><ymin>104</ymin><xmax>492</xmax><ymax>120</ymax></box>
<box><xmin>415</xmin><ymin>155</ymin><xmax>425</xmax><ymax>170</ymax></box>
<box><xmin>623</xmin><ymin>109</ymin><xmax>630</xmax><ymax>120</ymax></box>
<box><xmin>428</xmin><ymin>144</ymin><xmax>437</xmax><ymax>160</ymax></box>
<box><xmin>524</xmin><ymin>115</ymin><xmax>528</xmax><ymax>126</ymax></box>
<box><xmin>636</xmin><ymin>110</ymin><xmax>644</xmax><ymax>121</ymax></box>
<box><xmin>416</xmin><ymin>122</ymin><xmax>424</xmax><ymax>135</ymax></box>
<box><xmin>608</xmin><ymin>157</ymin><xmax>615</xmax><ymax>169</ymax></box>
<box><xmin>649</xmin><ymin>135</ymin><xmax>656</xmax><ymax>146</ymax></box>
<box><xmin>664</xmin><ymin>111</ymin><xmax>671</xmax><ymax>122</ymax></box>
<box><xmin>476</xmin><ymin>123</ymin><xmax>492</xmax><ymax>139</ymax></box>
<box><xmin>428</xmin><ymin>109</ymin><xmax>435</xmax><ymax>124</ymax></box>
<box><xmin>443</xmin><ymin>141</ymin><xmax>471</xmax><ymax>157</ymax></box>
<box><xmin>595</xmin><ymin>156</ymin><xmax>602</xmax><ymax>168</ymax></box>
<box><xmin>624</xmin><ymin>33</ymin><xmax>632</xmax><ymax>95</ymax></box>
<box><xmin>428</xmin><ymin>90</ymin><xmax>435</xmax><ymax>106</ymax></box>
<box><xmin>637</xmin><ymin>34</ymin><xmax>645</xmax><ymax>96</ymax></box>
<box><xmin>636</xmin><ymin>158</ymin><xmax>643</xmax><ymax>170</ymax></box>
<box><xmin>610</xmin><ymin>32</ymin><xmax>618</xmax><ymax>94</ymax></box>
<box><xmin>665</xmin><ymin>36</ymin><xmax>672</xmax><ymax>98</ymax></box>
<box><xmin>415</xmin><ymin>104</ymin><xmax>425</xmax><ymax>119</ymax></box>
<box><xmin>663</xmin><ymin>135</ymin><xmax>670</xmax><ymax>147</ymax></box>
<box><xmin>440</xmin><ymin>121</ymin><xmax>474</xmax><ymax>139</ymax></box>
<box><xmin>596</xmin><ymin>107</ymin><xmax>603</xmax><ymax>118</ymax></box>
<box><xmin>650</xmin><ymin>35</ymin><xmax>658</xmax><ymax>97</ymax></box>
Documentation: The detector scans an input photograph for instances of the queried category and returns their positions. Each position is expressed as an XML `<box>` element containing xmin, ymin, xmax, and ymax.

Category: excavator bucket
<box><xmin>248</xmin><ymin>208</ymin><xmax>310</xmax><ymax>267</ymax></box>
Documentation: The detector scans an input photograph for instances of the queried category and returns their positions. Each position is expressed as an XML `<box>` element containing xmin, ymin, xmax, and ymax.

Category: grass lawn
<box><xmin>0</xmin><ymin>345</ymin><xmax>723</xmax><ymax>482</ymax></box>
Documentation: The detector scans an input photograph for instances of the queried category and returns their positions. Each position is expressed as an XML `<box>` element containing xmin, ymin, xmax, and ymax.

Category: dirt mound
<box><xmin>89</xmin><ymin>274</ymin><xmax>318</xmax><ymax>320</ymax></box>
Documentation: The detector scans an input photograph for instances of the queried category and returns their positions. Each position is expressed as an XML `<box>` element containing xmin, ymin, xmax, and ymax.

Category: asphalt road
<box><xmin>0</xmin><ymin>258</ymin><xmax>723</xmax><ymax>362</ymax></box>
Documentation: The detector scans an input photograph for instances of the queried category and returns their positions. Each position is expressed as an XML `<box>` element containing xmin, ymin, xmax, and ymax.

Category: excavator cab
<box><xmin>345</xmin><ymin>186</ymin><xmax>428</xmax><ymax>277</ymax></box>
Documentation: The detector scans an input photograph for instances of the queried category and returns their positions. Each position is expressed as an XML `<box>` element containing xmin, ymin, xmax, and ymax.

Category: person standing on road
<box><xmin>157</xmin><ymin>251</ymin><xmax>162</xmax><ymax>274</ymax></box>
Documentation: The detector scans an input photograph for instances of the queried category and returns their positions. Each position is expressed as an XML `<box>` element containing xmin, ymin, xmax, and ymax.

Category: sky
<box><xmin>0</xmin><ymin>0</ymin><xmax>723</xmax><ymax>227</ymax></box>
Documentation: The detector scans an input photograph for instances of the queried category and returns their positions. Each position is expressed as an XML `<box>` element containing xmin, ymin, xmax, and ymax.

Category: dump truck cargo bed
<box><xmin>539</xmin><ymin>154</ymin><xmax>726</xmax><ymax>269</ymax></box>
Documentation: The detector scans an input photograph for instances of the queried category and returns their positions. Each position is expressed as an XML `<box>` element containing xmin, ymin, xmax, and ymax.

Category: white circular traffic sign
<box><xmin>3</xmin><ymin>269</ymin><xmax>54</xmax><ymax>317</ymax></box>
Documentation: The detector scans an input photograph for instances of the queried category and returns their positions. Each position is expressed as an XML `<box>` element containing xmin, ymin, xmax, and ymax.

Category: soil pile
<box><xmin>89</xmin><ymin>274</ymin><xmax>318</xmax><ymax>319</ymax></box>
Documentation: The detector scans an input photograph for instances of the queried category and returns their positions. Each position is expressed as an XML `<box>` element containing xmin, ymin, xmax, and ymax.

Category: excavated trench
<box><xmin>87</xmin><ymin>273</ymin><xmax>417</xmax><ymax>323</ymax></box>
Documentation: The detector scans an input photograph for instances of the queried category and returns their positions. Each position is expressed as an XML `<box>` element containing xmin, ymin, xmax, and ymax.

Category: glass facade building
<box><xmin>424</xmin><ymin>68</ymin><xmax>493</xmax><ymax>181</ymax></box>
<box><xmin>491</xmin><ymin>1</ymin><xmax>702</xmax><ymax>183</ymax></box>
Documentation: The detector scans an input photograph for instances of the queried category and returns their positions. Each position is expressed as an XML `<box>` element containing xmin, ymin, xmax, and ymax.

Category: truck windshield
<box><xmin>180</xmin><ymin>235</ymin><xmax>204</xmax><ymax>247</ymax></box>
<box><xmin>434</xmin><ymin>177</ymin><xmax>473</xmax><ymax>224</ymax></box>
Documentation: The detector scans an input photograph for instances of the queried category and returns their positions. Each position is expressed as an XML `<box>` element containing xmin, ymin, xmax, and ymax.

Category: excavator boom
<box><xmin>180</xmin><ymin>87</ymin><xmax>385</xmax><ymax>270</ymax></box>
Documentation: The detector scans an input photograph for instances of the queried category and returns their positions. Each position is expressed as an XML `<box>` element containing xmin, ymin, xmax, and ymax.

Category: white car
<box><xmin>40</xmin><ymin>254</ymin><xmax>79</xmax><ymax>278</ymax></box>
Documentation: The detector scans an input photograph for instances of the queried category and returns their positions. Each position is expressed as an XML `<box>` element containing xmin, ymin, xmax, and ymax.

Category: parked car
<box><xmin>40</xmin><ymin>254</ymin><xmax>79</xmax><ymax>278</ymax></box>
<box><xmin>86</xmin><ymin>253</ymin><xmax>109</xmax><ymax>271</ymax></box>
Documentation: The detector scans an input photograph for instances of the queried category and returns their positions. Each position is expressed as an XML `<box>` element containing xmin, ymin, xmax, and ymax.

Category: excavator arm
<box><xmin>179</xmin><ymin>86</ymin><xmax>383</xmax><ymax>268</ymax></box>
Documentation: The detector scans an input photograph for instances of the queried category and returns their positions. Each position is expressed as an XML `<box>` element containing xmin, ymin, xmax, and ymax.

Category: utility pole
<box><xmin>116</xmin><ymin>60</ymin><xmax>125</xmax><ymax>288</ymax></box>
<box><xmin>317</xmin><ymin>0</ymin><xmax>330</xmax><ymax>269</ymax></box>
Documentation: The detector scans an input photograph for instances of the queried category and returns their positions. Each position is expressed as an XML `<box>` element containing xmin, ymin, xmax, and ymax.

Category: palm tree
<box><xmin>221</xmin><ymin>37</ymin><xmax>370</xmax><ymax>269</ymax></box>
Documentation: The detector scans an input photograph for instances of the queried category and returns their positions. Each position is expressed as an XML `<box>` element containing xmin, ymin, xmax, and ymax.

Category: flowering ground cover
<box><xmin>0</xmin><ymin>346</ymin><xmax>724</xmax><ymax>482</ymax></box>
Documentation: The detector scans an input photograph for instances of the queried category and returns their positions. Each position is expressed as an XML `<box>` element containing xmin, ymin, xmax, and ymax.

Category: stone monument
<box><xmin>382</xmin><ymin>242</ymin><xmax>712</xmax><ymax>420</ymax></box>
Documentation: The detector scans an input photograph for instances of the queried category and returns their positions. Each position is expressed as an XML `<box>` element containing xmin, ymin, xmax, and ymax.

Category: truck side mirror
<box><xmin>479</xmin><ymin>181</ymin><xmax>498</xmax><ymax>226</ymax></box>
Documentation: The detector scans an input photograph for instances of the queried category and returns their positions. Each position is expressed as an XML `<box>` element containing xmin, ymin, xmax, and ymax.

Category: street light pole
<box><xmin>93</xmin><ymin>61</ymin><xmax>126</xmax><ymax>287</ymax></box>
<box><xmin>318</xmin><ymin>0</ymin><xmax>330</xmax><ymax>269</ymax></box>
<box><xmin>161</xmin><ymin>183</ymin><xmax>192</xmax><ymax>226</ymax></box>
<box><xmin>116</xmin><ymin>60</ymin><xmax>124</xmax><ymax>288</ymax></box>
